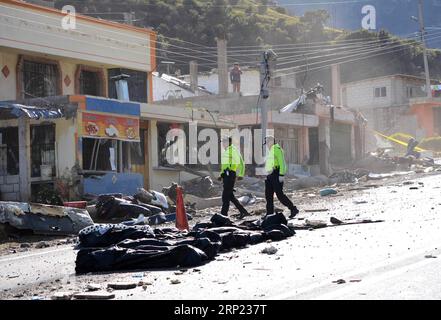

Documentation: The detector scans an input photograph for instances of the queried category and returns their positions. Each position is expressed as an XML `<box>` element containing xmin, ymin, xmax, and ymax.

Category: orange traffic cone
<box><xmin>175</xmin><ymin>186</ymin><xmax>189</xmax><ymax>231</ymax></box>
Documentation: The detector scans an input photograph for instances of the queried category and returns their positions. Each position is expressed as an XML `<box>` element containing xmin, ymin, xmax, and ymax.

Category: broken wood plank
<box><xmin>107</xmin><ymin>282</ymin><xmax>137</xmax><ymax>290</ymax></box>
<box><xmin>73</xmin><ymin>292</ymin><xmax>115</xmax><ymax>300</ymax></box>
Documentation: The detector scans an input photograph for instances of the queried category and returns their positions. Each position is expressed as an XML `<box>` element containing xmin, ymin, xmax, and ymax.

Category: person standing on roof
<box><xmin>219</xmin><ymin>136</ymin><xmax>249</xmax><ymax>219</ymax></box>
<box><xmin>230</xmin><ymin>63</ymin><xmax>243</xmax><ymax>93</ymax></box>
<box><xmin>264</xmin><ymin>135</ymin><xmax>299</xmax><ymax>219</ymax></box>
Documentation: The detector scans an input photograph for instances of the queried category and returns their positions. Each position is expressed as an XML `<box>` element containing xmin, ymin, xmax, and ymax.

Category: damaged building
<box><xmin>0</xmin><ymin>0</ymin><xmax>233</xmax><ymax>202</ymax></box>
<box><xmin>341</xmin><ymin>74</ymin><xmax>441</xmax><ymax>151</ymax></box>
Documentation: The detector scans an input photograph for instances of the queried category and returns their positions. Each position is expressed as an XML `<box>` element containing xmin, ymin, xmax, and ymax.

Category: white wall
<box><xmin>184</xmin><ymin>70</ymin><xmax>261</xmax><ymax>96</ymax></box>
<box><xmin>342</xmin><ymin>77</ymin><xmax>393</xmax><ymax>109</ymax></box>
<box><xmin>0</xmin><ymin>1</ymin><xmax>153</xmax><ymax>71</ymax></box>
<box><xmin>54</xmin><ymin>117</ymin><xmax>77</xmax><ymax>176</ymax></box>
<box><xmin>0</xmin><ymin>51</ymin><xmax>17</xmax><ymax>101</ymax></box>
<box><xmin>153</xmin><ymin>76</ymin><xmax>198</xmax><ymax>102</ymax></box>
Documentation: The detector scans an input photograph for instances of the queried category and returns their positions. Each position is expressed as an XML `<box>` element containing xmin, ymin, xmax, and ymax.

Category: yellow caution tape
<box><xmin>373</xmin><ymin>131</ymin><xmax>426</xmax><ymax>152</ymax></box>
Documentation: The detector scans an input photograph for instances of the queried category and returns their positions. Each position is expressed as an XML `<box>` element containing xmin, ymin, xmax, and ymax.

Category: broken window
<box><xmin>30</xmin><ymin>124</ymin><xmax>56</xmax><ymax>178</ymax></box>
<box><xmin>82</xmin><ymin>138</ymin><xmax>142</xmax><ymax>173</ymax></box>
<box><xmin>80</xmin><ymin>70</ymin><xmax>101</xmax><ymax>96</ymax></box>
<box><xmin>22</xmin><ymin>60</ymin><xmax>59</xmax><ymax>98</ymax></box>
<box><xmin>0</xmin><ymin>127</ymin><xmax>19</xmax><ymax>176</ymax></box>
<box><xmin>108</xmin><ymin>68</ymin><xmax>148</xmax><ymax>103</ymax></box>
<box><xmin>157</xmin><ymin>122</ymin><xmax>183</xmax><ymax>167</ymax></box>
<box><xmin>83</xmin><ymin>139</ymin><xmax>116</xmax><ymax>172</ymax></box>
<box><xmin>374</xmin><ymin>86</ymin><xmax>387</xmax><ymax>98</ymax></box>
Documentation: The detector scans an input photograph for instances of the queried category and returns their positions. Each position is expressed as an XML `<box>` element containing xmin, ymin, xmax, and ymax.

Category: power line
<box><xmin>277</xmin><ymin>39</ymin><xmax>439</xmax><ymax>79</ymax></box>
<box><xmin>276</xmin><ymin>34</ymin><xmax>441</xmax><ymax>74</ymax></box>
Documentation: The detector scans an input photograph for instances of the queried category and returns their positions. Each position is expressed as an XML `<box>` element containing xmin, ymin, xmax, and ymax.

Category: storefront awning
<box><xmin>0</xmin><ymin>103</ymin><xmax>64</xmax><ymax>120</ymax></box>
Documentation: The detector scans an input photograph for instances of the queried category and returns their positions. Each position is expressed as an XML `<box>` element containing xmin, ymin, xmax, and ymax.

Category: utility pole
<box><xmin>418</xmin><ymin>0</ymin><xmax>432</xmax><ymax>98</ymax></box>
<box><xmin>259</xmin><ymin>50</ymin><xmax>277</xmax><ymax>152</ymax></box>
<box><xmin>217</xmin><ymin>38</ymin><xmax>228</xmax><ymax>96</ymax></box>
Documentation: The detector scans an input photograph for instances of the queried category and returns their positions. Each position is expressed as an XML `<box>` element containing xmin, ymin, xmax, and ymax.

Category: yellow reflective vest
<box><xmin>221</xmin><ymin>145</ymin><xmax>245</xmax><ymax>177</ymax></box>
<box><xmin>265</xmin><ymin>144</ymin><xmax>287</xmax><ymax>175</ymax></box>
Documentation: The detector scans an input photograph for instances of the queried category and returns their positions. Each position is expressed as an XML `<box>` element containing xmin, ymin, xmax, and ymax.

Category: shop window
<box><xmin>374</xmin><ymin>87</ymin><xmax>387</xmax><ymax>98</ymax></box>
<box><xmin>108</xmin><ymin>68</ymin><xmax>148</xmax><ymax>103</ymax></box>
<box><xmin>82</xmin><ymin>138</ymin><xmax>141</xmax><ymax>173</ymax></box>
<box><xmin>22</xmin><ymin>60</ymin><xmax>59</xmax><ymax>98</ymax></box>
<box><xmin>0</xmin><ymin>127</ymin><xmax>19</xmax><ymax>176</ymax></box>
<box><xmin>30</xmin><ymin>125</ymin><xmax>56</xmax><ymax>178</ymax></box>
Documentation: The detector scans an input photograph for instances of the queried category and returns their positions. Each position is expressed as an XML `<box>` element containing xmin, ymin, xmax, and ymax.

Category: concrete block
<box><xmin>0</xmin><ymin>176</ymin><xmax>3</xmax><ymax>184</ymax></box>
<box><xmin>0</xmin><ymin>184</ymin><xmax>14</xmax><ymax>193</ymax></box>
<box><xmin>13</xmin><ymin>184</ymin><xmax>20</xmax><ymax>192</ymax></box>
<box><xmin>6</xmin><ymin>175</ymin><xmax>19</xmax><ymax>184</ymax></box>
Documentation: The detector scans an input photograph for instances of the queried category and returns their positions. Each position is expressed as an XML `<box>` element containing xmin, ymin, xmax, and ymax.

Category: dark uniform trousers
<box><xmin>265</xmin><ymin>169</ymin><xmax>296</xmax><ymax>215</ymax></box>
<box><xmin>221</xmin><ymin>170</ymin><xmax>248</xmax><ymax>217</ymax></box>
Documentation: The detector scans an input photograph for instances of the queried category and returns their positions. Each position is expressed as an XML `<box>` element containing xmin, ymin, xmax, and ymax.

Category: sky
<box><xmin>277</xmin><ymin>0</ymin><xmax>441</xmax><ymax>48</ymax></box>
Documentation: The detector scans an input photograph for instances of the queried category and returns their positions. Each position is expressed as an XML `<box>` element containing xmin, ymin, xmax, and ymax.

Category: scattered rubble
<box><xmin>51</xmin><ymin>292</ymin><xmax>74</xmax><ymax>300</ymax></box>
<box><xmin>330</xmin><ymin>217</ymin><xmax>343</xmax><ymax>225</ymax></box>
<box><xmin>320</xmin><ymin>189</ymin><xmax>338</xmax><ymax>197</ymax></box>
<box><xmin>35</xmin><ymin>241</ymin><xmax>49</xmax><ymax>249</ymax></box>
<box><xmin>86</xmin><ymin>284</ymin><xmax>101</xmax><ymax>291</ymax></box>
<box><xmin>333</xmin><ymin>279</ymin><xmax>346</xmax><ymax>285</ymax></box>
<box><xmin>261</xmin><ymin>246</ymin><xmax>278</xmax><ymax>255</ymax></box>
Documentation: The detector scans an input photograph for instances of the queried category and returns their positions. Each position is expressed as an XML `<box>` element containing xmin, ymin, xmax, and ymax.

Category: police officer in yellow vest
<box><xmin>219</xmin><ymin>136</ymin><xmax>249</xmax><ymax>218</ymax></box>
<box><xmin>264</xmin><ymin>135</ymin><xmax>299</xmax><ymax>219</ymax></box>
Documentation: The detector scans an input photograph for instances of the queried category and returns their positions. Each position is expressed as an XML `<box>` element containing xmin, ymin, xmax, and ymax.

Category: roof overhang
<box><xmin>0</xmin><ymin>103</ymin><xmax>64</xmax><ymax>120</ymax></box>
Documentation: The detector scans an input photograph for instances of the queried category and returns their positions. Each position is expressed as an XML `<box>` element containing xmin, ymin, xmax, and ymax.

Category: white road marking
<box><xmin>0</xmin><ymin>247</ymin><xmax>72</xmax><ymax>263</ymax></box>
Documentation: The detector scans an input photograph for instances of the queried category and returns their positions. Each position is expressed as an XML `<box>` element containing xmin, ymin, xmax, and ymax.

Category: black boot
<box><xmin>289</xmin><ymin>207</ymin><xmax>299</xmax><ymax>219</ymax></box>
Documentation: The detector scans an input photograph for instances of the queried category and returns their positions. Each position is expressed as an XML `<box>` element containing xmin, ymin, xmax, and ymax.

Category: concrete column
<box><xmin>189</xmin><ymin>61</ymin><xmax>198</xmax><ymax>93</ymax></box>
<box><xmin>217</xmin><ymin>38</ymin><xmax>228</xmax><ymax>96</ymax></box>
<box><xmin>299</xmin><ymin>127</ymin><xmax>310</xmax><ymax>164</ymax></box>
<box><xmin>318</xmin><ymin>117</ymin><xmax>331</xmax><ymax>176</ymax></box>
<box><xmin>331</xmin><ymin>64</ymin><xmax>341</xmax><ymax>107</ymax></box>
<box><xmin>18</xmin><ymin>116</ymin><xmax>31</xmax><ymax>201</ymax></box>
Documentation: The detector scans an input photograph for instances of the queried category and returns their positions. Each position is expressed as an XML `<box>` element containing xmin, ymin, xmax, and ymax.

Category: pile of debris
<box><xmin>180</xmin><ymin>176</ymin><xmax>220</xmax><ymax>198</ymax></box>
<box><xmin>75</xmin><ymin>212</ymin><xmax>294</xmax><ymax>274</ymax></box>
<box><xmin>87</xmin><ymin>187</ymin><xmax>194</xmax><ymax>226</ymax></box>
<box><xmin>0</xmin><ymin>202</ymin><xmax>93</xmax><ymax>237</ymax></box>
<box><xmin>353</xmin><ymin>149</ymin><xmax>439</xmax><ymax>174</ymax></box>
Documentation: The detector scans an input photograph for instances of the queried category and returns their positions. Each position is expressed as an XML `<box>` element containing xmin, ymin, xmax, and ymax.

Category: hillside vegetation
<box><xmin>54</xmin><ymin>0</ymin><xmax>441</xmax><ymax>83</ymax></box>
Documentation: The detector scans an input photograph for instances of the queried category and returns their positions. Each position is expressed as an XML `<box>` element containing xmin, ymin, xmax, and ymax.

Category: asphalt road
<box><xmin>1</xmin><ymin>172</ymin><xmax>441</xmax><ymax>300</ymax></box>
